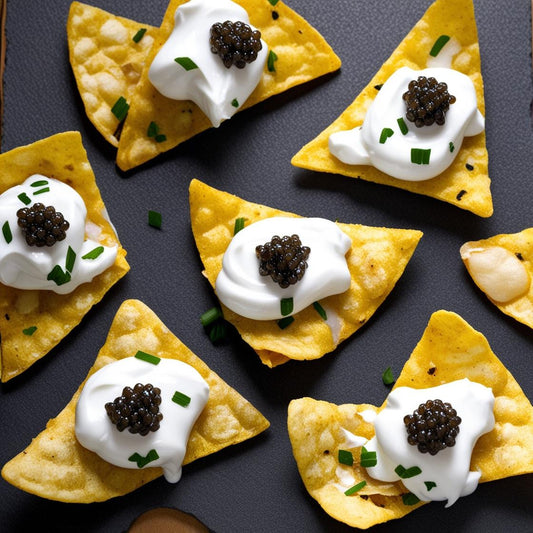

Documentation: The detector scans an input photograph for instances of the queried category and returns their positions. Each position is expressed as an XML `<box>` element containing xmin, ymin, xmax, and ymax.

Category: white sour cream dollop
<box><xmin>75</xmin><ymin>356</ymin><xmax>210</xmax><ymax>483</ymax></box>
<box><xmin>364</xmin><ymin>379</ymin><xmax>494</xmax><ymax>506</ymax></box>
<box><xmin>148</xmin><ymin>0</ymin><xmax>268</xmax><ymax>127</ymax></box>
<box><xmin>215</xmin><ymin>217</ymin><xmax>352</xmax><ymax>320</ymax></box>
<box><xmin>329</xmin><ymin>67</ymin><xmax>485</xmax><ymax>181</ymax></box>
<box><xmin>0</xmin><ymin>175</ymin><xmax>117</xmax><ymax>294</ymax></box>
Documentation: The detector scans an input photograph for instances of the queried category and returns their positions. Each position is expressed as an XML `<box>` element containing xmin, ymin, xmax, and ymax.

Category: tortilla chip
<box><xmin>189</xmin><ymin>179</ymin><xmax>422</xmax><ymax>367</ymax></box>
<box><xmin>0</xmin><ymin>131</ymin><xmax>129</xmax><ymax>382</ymax></box>
<box><xmin>288</xmin><ymin>310</ymin><xmax>533</xmax><ymax>529</ymax></box>
<box><xmin>460</xmin><ymin>228</ymin><xmax>533</xmax><ymax>329</ymax></box>
<box><xmin>1</xmin><ymin>299</ymin><xmax>270</xmax><ymax>503</ymax></box>
<box><xmin>291</xmin><ymin>0</ymin><xmax>492</xmax><ymax>218</ymax></box>
<box><xmin>67</xmin><ymin>2</ymin><xmax>158</xmax><ymax>147</ymax></box>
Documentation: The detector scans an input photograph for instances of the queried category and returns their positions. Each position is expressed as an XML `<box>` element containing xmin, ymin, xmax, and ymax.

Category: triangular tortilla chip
<box><xmin>291</xmin><ymin>0</ymin><xmax>492</xmax><ymax>218</ymax></box>
<box><xmin>288</xmin><ymin>310</ymin><xmax>533</xmax><ymax>529</ymax></box>
<box><xmin>0</xmin><ymin>131</ymin><xmax>129</xmax><ymax>382</ymax></box>
<box><xmin>67</xmin><ymin>2</ymin><xmax>158</xmax><ymax>147</ymax></box>
<box><xmin>460</xmin><ymin>228</ymin><xmax>533</xmax><ymax>329</ymax></box>
<box><xmin>114</xmin><ymin>0</ymin><xmax>341</xmax><ymax>170</ymax></box>
<box><xmin>1</xmin><ymin>299</ymin><xmax>270</xmax><ymax>503</ymax></box>
<box><xmin>190</xmin><ymin>179</ymin><xmax>422</xmax><ymax>367</ymax></box>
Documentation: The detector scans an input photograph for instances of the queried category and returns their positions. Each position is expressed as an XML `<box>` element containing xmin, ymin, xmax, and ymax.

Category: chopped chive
<box><xmin>128</xmin><ymin>449</ymin><xmax>159</xmax><ymax>468</ymax></box>
<box><xmin>47</xmin><ymin>265</ymin><xmax>71</xmax><ymax>286</ymax></box>
<box><xmin>155</xmin><ymin>134</ymin><xmax>166</xmax><ymax>143</ymax></box>
<box><xmin>395</xmin><ymin>464</ymin><xmax>422</xmax><ymax>479</ymax></box>
<box><xmin>82</xmin><ymin>246</ymin><xmax>104</xmax><ymax>260</ymax></box>
<box><xmin>30</xmin><ymin>180</ymin><xmax>48</xmax><ymax>188</ymax></box>
<box><xmin>132</xmin><ymin>28</ymin><xmax>147</xmax><ymax>43</ymax></box>
<box><xmin>465</xmin><ymin>163</ymin><xmax>474</xmax><ymax>171</ymax></box>
<box><xmin>17</xmin><ymin>192</ymin><xmax>31</xmax><ymax>205</ymax></box>
<box><xmin>174</xmin><ymin>56</ymin><xmax>198</xmax><ymax>71</ymax></box>
<box><xmin>344</xmin><ymin>480</ymin><xmax>367</xmax><ymax>496</ymax></box>
<box><xmin>397</xmin><ymin>117</ymin><xmax>408</xmax><ymax>135</ymax></box>
<box><xmin>22</xmin><ymin>326</ymin><xmax>37</xmax><ymax>336</ymax></box>
<box><xmin>33</xmin><ymin>187</ymin><xmax>50</xmax><ymax>195</ymax></box>
<box><xmin>456</xmin><ymin>190</ymin><xmax>466</xmax><ymax>201</ymax></box>
<box><xmin>429</xmin><ymin>34</ymin><xmax>450</xmax><ymax>57</ymax></box>
<box><xmin>148</xmin><ymin>210</ymin><xmax>162</xmax><ymax>229</ymax></box>
<box><xmin>147</xmin><ymin>121</ymin><xmax>159</xmax><ymax>137</ymax></box>
<box><xmin>313</xmin><ymin>301</ymin><xmax>327</xmax><ymax>321</ymax></box>
<box><xmin>267</xmin><ymin>50</ymin><xmax>278</xmax><ymax>72</ymax></box>
<box><xmin>338</xmin><ymin>449</ymin><xmax>354</xmax><ymax>466</ymax></box>
<box><xmin>277</xmin><ymin>316</ymin><xmax>294</xmax><ymax>329</ymax></box>
<box><xmin>233</xmin><ymin>217</ymin><xmax>246</xmax><ymax>235</ymax></box>
<box><xmin>424</xmin><ymin>481</ymin><xmax>437</xmax><ymax>491</ymax></box>
<box><xmin>449</xmin><ymin>141</ymin><xmax>455</xmax><ymax>153</ymax></box>
<box><xmin>280</xmin><ymin>297</ymin><xmax>293</xmax><ymax>317</ymax></box>
<box><xmin>360</xmin><ymin>446</ymin><xmax>377</xmax><ymax>468</ymax></box>
<box><xmin>373</xmin><ymin>83</ymin><xmax>383</xmax><ymax>91</ymax></box>
<box><xmin>231</xmin><ymin>98</ymin><xmax>239</xmax><ymax>108</ymax></box>
<box><xmin>411</xmin><ymin>148</ymin><xmax>431</xmax><ymax>165</ymax></box>
<box><xmin>379</xmin><ymin>127</ymin><xmax>394</xmax><ymax>144</ymax></box>
<box><xmin>111</xmin><ymin>96</ymin><xmax>129</xmax><ymax>121</ymax></box>
<box><xmin>402</xmin><ymin>492</ymin><xmax>420</xmax><ymax>506</ymax></box>
<box><xmin>382</xmin><ymin>366</ymin><xmax>395</xmax><ymax>386</ymax></box>
<box><xmin>65</xmin><ymin>246</ymin><xmax>76</xmax><ymax>273</ymax></box>
<box><xmin>208</xmin><ymin>321</ymin><xmax>228</xmax><ymax>343</ymax></box>
<box><xmin>172</xmin><ymin>390</ymin><xmax>191</xmax><ymax>407</ymax></box>
<box><xmin>268</xmin><ymin>0</ymin><xmax>279</xmax><ymax>5</ymax></box>
<box><xmin>135</xmin><ymin>350</ymin><xmax>161</xmax><ymax>365</ymax></box>
<box><xmin>200</xmin><ymin>306</ymin><xmax>223</xmax><ymax>327</ymax></box>
<box><xmin>2</xmin><ymin>221</ymin><xmax>12</xmax><ymax>244</ymax></box>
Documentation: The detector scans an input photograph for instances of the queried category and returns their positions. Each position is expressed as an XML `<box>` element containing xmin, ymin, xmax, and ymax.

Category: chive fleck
<box><xmin>33</xmin><ymin>187</ymin><xmax>50</xmax><ymax>195</ymax></box>
<box><xmin>456</xmin><ymin>190</ymin><xmax>466</xmax><ymax>201</ymax></box>
<box><xmin>155</xmin><ymin>134</ymin><xmax>166</xmax><ymax>143</ymax></box>
<box><xmin>277</xmin><ymin>316</ymin><xmax>294</xmax><ymax>329</ymax></box>
<box><xmin>449</xmin><ymin>141</ymin><xmax>455</xmax><ymax>153</ymax></box>
<box><xmin>360</xmin><ymin>446</ymin><xmax>377</xmax><ymax>468</ymax></box>
<box><xmin>424</xmin><ymin>481</ymin><xmax>437</xmax><ymax>491</ymax></box>
<box><xmin>128</xmin><ymin>449</ymin><xmax>159</xmax><ymax>468</ymax></box>
<box><xmin>200</xmin><ymin>307</ymin><xmax>223</xmax><ymax>327</ymax></box>
<box><xmin>30</xmin><ymin>180</ymin><xmax>48</xmax><ymax>188</ymax></box>
<box><xmin>280</xmin><ymin>297</ymin><xmax>293</xmax><ymax>317</ymax></box>
<box><xmin>135</xmin><ymin>351</ymin><xmax>161</xmax><ymax>365</ymax></box>
<box><xmin>402</xmin><ymin>492</ymin><xmax>420</xmax><ymax>506</ymax></box>
<box><xmin>397</xmin><ymin>117</ymin><xmax>408</xmax><ymax>135</ymax></box>
<box><xmin>132</xmin><ymin>28</ymin><xmax>147</xmax><ymax>43</ymax></box>
<box><xmin>82</xmin><ymin>246</ymin><xmax>104</xmax><ymax>260</ymax></box>
<box><xmin>22</xmin><ymin>326</ymin><xmax>37</xmax><ymax>336</ymax></box>
<box><xmin>147</xmin><ymin>121</ymin><xmax>159</xmax><ymax>137</ymax></box>
<box><xmin>268</xmin><ymin>0</ymin><xmax>279</xmax><ymax>5</ymax></box>
<box><xmin>172</xmin><ymin>390</ymin><xmax>191</xmax><ymax>407</ymax></box>
<box><xmin>395</xmin><ymin>464</ymin><xmax>422</xmax><ymax>479</ymax></box>
<box><xmin>374</xmin><ymin>84</ymin><xmax>383</xmax><ymax>91</ymax></box>
<box><xmin>379</xmin><ymin>127</ymin><xmax>394</xmax><ymax>144</ymax></box>
<box><xmin>231</xmin><ymin>98</ymin><xmax>239</xmax><ymax>108</ymax></box>
<box><xmin>338</xmin><ymin>449</ymin><xmax>354</xmax><ymax>466</ymax></box>
<box><xmin>233</xmin><ymin>217</ymin><xmax>246</xmax><ymax>235</ymax></box>
<box><xmin>313</xmin><ymin>301</ymin><xmax>327</xmax><ymax>321</ymax></box>
<box><xmin>175</xmin><ymin>57</ymin><xmax>199</xmax><ymax>71</ymax></box>
<box><xmin>65</xmin><ymin>246</ymin><xmax>76</xmax><ymax>273</ymax></box>
<box><xmin>465</xmin><ymin>163</ymin><xmax>474</xmax><ymax>171</ymax></box>
<box><xmin>111</xmin><ymin>96</ymin><xmax>129</xmax><ymax>121</ymax></box>
<box><xmin>208</xmin><ymin>321</ymin><xmax>228</xmax><ymax>344</ymax></box>
<box><xmin>17</xmin><ymin>192</ymin><xmax>31</xmax><ymax>205</ymax></box>
<box><xmin>344</xmin><ymin>480</ymin><xmax>367</xmax><ymax>496</ymax></box>
<box><xmin>2</xmin><ymin>221</ymin><xmax>12</xmax><ymax>244</ymax></box>
<box><xmin>411</xmin><ymin>148</ymin><xmax>431</xmax><ymax>165</ymax></box>
<box><xmin>267</xmin><ymin>50</ymin><xmax>278</xmax><ymax>72</ymax></box>
<box><xmin>148</xmin><ymin>210</ymin><xmax>162</xmax><ymax>229</ymax></box>
<box><xmin>47</xmin><ymin>265</ymin><xmax>71</xmax><ymax>286</ymax></box>
<box><xmin>429</xmin><ymin>34</ymin><xmax>451</xmax><ymax>57</ymax></box>
<box><xmin>382</xmin><ymin>366</ymin><xmax>395</xmax><ymax>386</ymax></box>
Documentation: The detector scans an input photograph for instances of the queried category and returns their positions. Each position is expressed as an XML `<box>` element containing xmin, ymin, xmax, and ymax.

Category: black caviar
<box><xmin>105</xmin><ymin>383</ymin><xmax>163</xmax><ymax>436</ymax></box>
<box><xmin>17</xmin><ymin>203</ymin><xmax>69</xmax><ymax>247</ymax></box>
<box><xmin>256</xmin><ymin>234</ymin><xmax>310</xmax><ymax>289</ymax></box>
<box><xmin>403</xmin><ymin>399</ymin><xmax>461</xmax><ymax>455</ymax></box>
<box><xmin>209</xmin><ymin>20</ymin><xmax>262</xmax><ymax>68</ymax></box>
<box><xmin>403</xmin><ymin>76</ymin><xmax>456</xmax><ymax>127</ymax></box>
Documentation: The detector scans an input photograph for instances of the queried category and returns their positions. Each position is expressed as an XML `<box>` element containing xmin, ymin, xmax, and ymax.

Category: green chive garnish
<box><xmin>147</xmin><ymin>121</ymin><xmax>159</xmax><ymax>137</ymax></box>
<box><xmin>338</xmin><ymin>449</ymin><xmax>354</xmax><ymax>466</ymax></box>
<box><xmin>382</xmin><ymin>366</ymin><xmax>395</xmax><ymax>386</ymax></box>
<box><xmin>402</xmin><ymin>492</ymin><xmax>421</xmax><ymax>506</ymax></box>
<box><xmin>344</xmin><ymin>480</ymin><xmax>367</xmax><ymax>496</ymax></box>
<box><xmin>200</xmin><ymin>306</ymin><xmax>223</xmax><ymax>327</ymax></box>
<box><xmin>132</xmin><ymin>28</ymin><xmax>147</xmax><ymax>43</ymax></box>
<box><xmin>172</xmin><ymin>390</ymin><xmax>191</xmax><ymax>407</ymax></box>
<box><xmin>395</xmin><ymin>464</ymin><xmax>422</xmax><ymax>479</ymax></box>
<box><xmin>397</xmin><ymin>117</ymin><xmax>408</xmax><ymax>135</ymax></box>
<box><xmin>424</xmin><ymin>481</ymin><xmax>437</xmax><ymax>491</ymax></box>
<box><xmin>30</xmin><ymin>180</ymin><xmax>48</xmax><ymax>188</ymax></box>
<box><xmin>33</xmin><ymin>187</ymin><xmax>50</xmax><ymax>195</ymax></box>
<box><xmin>17</xmin><ymin>193</ymin><xmax>31</xmax><ymax>205</ymax></box>
<box><xmin>111</xmin><ymin>96</ymin><xmax>129</xmax><ymax>121</ymax></box>
<box><xmin>2</xmin><ymin>221</ymin><xmax>12</xmax><ymax>244</ymax></box>
<box><xmin>209</xmin><ymin>321</ymin><xmax>228</xmax><ymax>344</ymax></box>
<box><xmin>277</xmin><ymin>316</ymin><xmax>294</xmax><ymax>329</ymax></box>
<box><xmin>22</xmin><ymin>326</ymin><xmax>37</xmax><ymax>336</ymax></box>
<box><xmin>267</xmin><ymin>50</ymin><xmax>278</xmax><ymax>72</ymax></box>
<box><xmin>449</xmin><ymin>141</ymin><xmax>455</xmax><ymax>153</ymax></box>
<box><xmin>135</xmin><ymin>351</ymin><xmax>161</xmax><ymax>365</ymax></box>
<box><xmin>360</xmin><ymin>446</ymin><xmax>377</xmax><ymax>468</ymax></box>
<box><xmin>128</xmin><ymin>449</ymin><xmax>159</xmax><ymax>468</ymax></box>
<box><xmin>233</xmin><ymin>217</ymin><xmax>246</xmax><ymax>234</ymax></box>
<box><xmin>47</xmin><ymin>265</ymin><xmax>71</xmax><ymax>286</ymax></box>
<box><xmin>280</xmin><ymin>297</ymin><xmax>293</xmax><ymax>317</ymax></box>
<box><xmin>466</xmin><ymin>163</ymin><xmax>474</xmax><ymax>171</ymax></box>
<box><xmin>148</xmin><ymin>210</ymin><xmax>162</xmax><ymax>229</ymax></box>
<box><xmin>379</xmin><ymin>127</ymin><xmax>394</xmax><ymax>144</ymax></box>
<box><xmin>411</xmin><ymin>148</ymin><xmax>431</xmax><ymax>165</ymax></box>
<box><xmin>231</xmin><ymin>98</ymin><xmax>239</xmax><ymax>108</ymax></box>
<box><xmin>313</xmin><ymin>301</ymin><xmax>327</xmax><ymax>321</ymax></box>
<box><xmin>66</xmin><ymin>246</ymin><xmax>76</xmax><ymax>273</ymax></box>
<box><xmin>429</xmin><ymin>34</ymin><xmax>450</xmax><ymax>57</ymax></box>
<box><xmin>175</xmin><ymin>57</ymin><xmax>198</xmax><ymax>71</ymax></box>
<box><xmin>82</xmin><ymin>246</ymin><xmax>104</xmax><ymax>260</ymax></box>
<box><xmin>268</xmin><ymin>0</ymin><xmax>279</xmax><ymax>5</ymax></box>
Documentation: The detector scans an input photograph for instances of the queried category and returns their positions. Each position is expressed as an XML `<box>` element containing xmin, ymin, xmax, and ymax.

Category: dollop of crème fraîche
<box><xmin>215</xmin><ymin>217</ymin><xmax>352</xmax><ymax>321</ymax></box>
<box><xmin>0</xmin><ymin>175</ymin><xmax>117</xmax><ymax>294</ymax></box>
<box><xmin>148</xmin><ymin>0</ymin><xmax>268</xmax><ymax>127</ymax></box>
<box><xmin>329</xmin><ymin>67</ymin><xmax>484</xmax><ymax>181</ymax></box>
<box><xmin>75</xmin><ymin>355</ymin><xmax>210</xmax><ymax>483</ymax></box>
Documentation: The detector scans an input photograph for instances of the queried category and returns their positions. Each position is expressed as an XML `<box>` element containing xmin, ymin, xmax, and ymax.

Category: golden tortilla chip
<box><xmin>288</xmin><ymin>310</ymin><xmax>533</xmax><ymax>529</ymax></box>
<box><xmin>1</xmin><ymin>299</ymin><xmax>270</xmax><ymax>503</ymax></box>
<box><xmin>67</xmin><ymin>2</ymin><xmax>158</xmax><ymax>147</ymax></box>
<box><xmin>460</xmin><ymin>229</ymin><xmax>533</xmax><ymax>329</ymax></box>
<box><xmin>0</xmin><ymin>131</ymin><xmax>129</xmax><ymax>382</ymax></box>
<box><xmin>189</xmin><ymin>179</ymin><xmax>422</xmax><ymax>367</ymax></box>
<box><xmin>291</xmin><ymin>0</ymin><xmax>492</xmax><ymax>218</ymax></box>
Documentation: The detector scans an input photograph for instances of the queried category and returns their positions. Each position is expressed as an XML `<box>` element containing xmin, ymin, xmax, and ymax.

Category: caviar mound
<box><xmin>105</xmin><ymin>383</ymin><xmax>163</xmax><ymax>436</ymax></box>
<box><xmin>17</xmin><ymin>203</ymin><xmax>70</xmax><ymax>247</ymax></box>
<box><xmin>256</xmin><ymin>234</ymin><xmax>310</xmax><ymax>289</ymax></box>
<box><xmin>403</xmin><ymin>399</ymin><xmax>461</xmax><ymax>455</ymax></box>
<box><xmin>209</xmin><ymin>20</ymin><xmax>262</xmax><ymax>69</ymax></box>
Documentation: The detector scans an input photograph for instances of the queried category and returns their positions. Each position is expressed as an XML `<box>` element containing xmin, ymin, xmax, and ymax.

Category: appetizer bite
<box><xmin>291</xmin><ymin>0</ymin><xmax>492</xmax><ymax>217</ymax></box>
<box><xmin>0</xmin><ymin>131</ymin><xmax>129</xmax><ymax>381</ymax></box>
<box><xmin>460</xmin><ymin>228</ymin><xmax>533</xmax><ymax>328</ymax></box>
<box><xmin>1</xmin><ymin>299</ymin><xmax>270</xmax><ymax>502</ymax></box>
<box><xmin>288</xmin><ymin>310</ymin><xmax>533</xmax><ymax>528</ymax></box>
<box><xmin>190</xmin><ymin>179</ymin><xmax>422</xmax><ymax>367</ymax></box>
<box><xmin>67</xmin><ymin>0</ymin><xmax>341</xmax><ymax>170</ymax></box>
